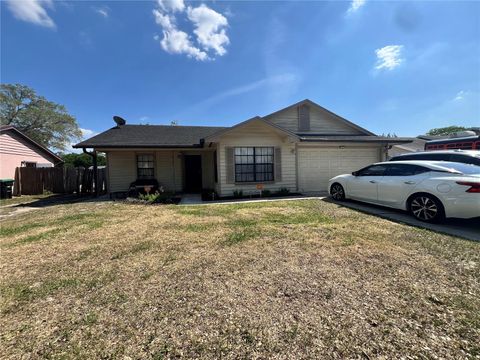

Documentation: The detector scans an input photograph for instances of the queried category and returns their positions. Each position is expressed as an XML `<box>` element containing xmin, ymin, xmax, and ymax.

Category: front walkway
<box><xmin>179</xmin><ymin>193</ymin><xmax>203</xmax><ymax>205</ymax></box>
<box><xmin>180</xmin><ymin>194</ymin><xmax>328</xmax><ymax>206</ymax></box>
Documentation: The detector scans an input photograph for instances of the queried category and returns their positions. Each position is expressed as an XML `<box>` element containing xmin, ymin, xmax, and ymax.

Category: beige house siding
<box><xmin>155</xmin><ymin>150</ymin><xmax>182</xmax><ymax>191</ymax></box>
<box><xmin>104</xmin><ymin>149</ymin><xmax>215</xmax><ymax>193</ymax></box>
<box><xmin>266</xmin><ymin>105</ymin><xmax>365</xmax><ymax>135</ymax></box>
<box><xmin>200</xmin><ymin>151</ymin><xmax>215</xmax><ymax>189</ymax></box>
<box><xmin>216</xmin><ymin>121</ymin><xmax>297</xmax><ymax>197</ymax></box>
<box><xmin>106</xmin><ymin>151</ymin><xmax>136</xmax><ymax>193</ymax></box>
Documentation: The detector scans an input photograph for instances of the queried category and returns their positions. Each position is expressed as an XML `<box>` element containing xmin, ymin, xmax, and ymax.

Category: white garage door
<box><xmin>298</xmin><ymin>147</ymin><xmax>380</xmax><ymax>192</ymax></box>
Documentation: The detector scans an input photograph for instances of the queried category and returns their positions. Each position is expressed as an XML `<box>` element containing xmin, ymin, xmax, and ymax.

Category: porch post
<box><xmin>93</xmin><ymin>150</ymin><xmax>98</xmax><ymax>197</ymax></box>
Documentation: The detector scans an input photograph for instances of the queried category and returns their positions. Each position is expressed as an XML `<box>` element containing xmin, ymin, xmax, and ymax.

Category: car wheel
<box><xmin>409</xmin><ymin>194</ymin><xmax>445</xmax><ymax>223</ymax></box>
<box><xmin>330</xmin><ymin>183</ymin><xmax>345</xmax><ymax>201</ymax></box>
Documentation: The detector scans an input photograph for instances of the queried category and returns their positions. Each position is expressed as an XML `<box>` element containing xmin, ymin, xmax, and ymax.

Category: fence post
<box><xmin>14</xmin><ymin>167</ymin><xmax>21</xmax><ymax>196</ymax></box>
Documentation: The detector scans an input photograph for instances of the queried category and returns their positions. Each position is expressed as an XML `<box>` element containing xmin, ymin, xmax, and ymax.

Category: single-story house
<box><xmin>0</xmin><ymin>125</ymin><xmax>64</xmax><ymax>180</ymax></box>
<box><xmin>74</xmin><ymin>99</ymin><xmax>411</xmax><ymax>196</ymax></box>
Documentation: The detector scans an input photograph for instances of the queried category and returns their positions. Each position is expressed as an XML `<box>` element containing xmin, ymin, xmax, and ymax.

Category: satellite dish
<box><xmin>113</xmin><ymin>116</ymin><xmax>126</xmax><ymax>126</ymax></box>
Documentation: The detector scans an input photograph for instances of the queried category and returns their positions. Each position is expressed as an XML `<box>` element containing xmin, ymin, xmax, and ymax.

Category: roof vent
<box><xmin>298</xmin><ymin>104</ymin><xmax>310</xmax><ymax>131</ymax></box>
<box><xmin>113</xmin><ymin>116</ymin><xmax>126</xmax><ymax>126</ymax></box>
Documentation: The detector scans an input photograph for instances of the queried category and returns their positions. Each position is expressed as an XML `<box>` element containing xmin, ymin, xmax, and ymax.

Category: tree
<box><xmin>62</xmin><ymin>153</ymin><xmax>106</xmax><ymax>168</ymax></box>
<box><xmin>426</xmin><ymin>126</ymin><xmax>469</xmax><ymax>136</ymax></box>
<box><xmin>0</xmin><ymin>83</ymin><xmax>82</xmax><ymax>151</ymax></box>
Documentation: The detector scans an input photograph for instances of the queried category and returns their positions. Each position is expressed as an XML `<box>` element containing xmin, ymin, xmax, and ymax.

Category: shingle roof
<box><xmin>73</xmin><ymin>125</ymin><xmax>227</xmax><ymax>148</ymax></box>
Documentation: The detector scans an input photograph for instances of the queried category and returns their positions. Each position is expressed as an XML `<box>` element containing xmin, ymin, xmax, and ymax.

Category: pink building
<box><xmin>0</xmin><ymin>125</ymin><xmax>63</xmax><ymax>180</ymax></box>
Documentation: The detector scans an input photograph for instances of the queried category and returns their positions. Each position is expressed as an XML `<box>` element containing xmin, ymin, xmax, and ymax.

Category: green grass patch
<box><xmin>111</xmin><ymin>241</ymin><xmax>153</xmax><ymax>260</ymax></box>
<box><xmin>176</xmin><ymin>205</ymin><xmax>236</xmax><ymax>217</ymax></box>
<box><xmin>183</xmin><ymin>223</ymin><xmax>218</xmax><ymax>232</ymax></box>
<box><xmin>223</xmin><ymin>226</ymin><xmax>258</xmax><ymax>246</ymax></box>
<box><xmin>341</xmin><ymin>235</ymin><xmax>356</xmax><ymax>246</ymax></box>
<box><xmin>0</xmin><ymin>222</ymin><xmax>44</xmax><ymax>237</ymax></box>
<box><xmin>83</xmin><ymin>312</ymin><xmax>98</xmax><ymax>325</ymax></box>
<box><xmin>261</xmin><ymin>212</ymin><xmax>333</xmax><ymax>225</ymax></box>
<box><xmin>2</xmin><ymin>212</ymin><xmax>107</xmax><ymax>248</ymax></box>
<box><xmin>9</xmin><ymin>228</ymin><xmax>64</xmax><ymax>247</ymax></box>
<box><xmin>228</xmin><ymin>218</ymin><xmax>259</xmax><ymax>227</ymax></box>
<box><xmin>54</xmin><ymin>212</ymin><xmax>99</xmax><ymax>225</ymax></box>
<box><xmin>1</xmin><ymin>277</ymin><xmax>81</xmax><ymax>305</ymax></box>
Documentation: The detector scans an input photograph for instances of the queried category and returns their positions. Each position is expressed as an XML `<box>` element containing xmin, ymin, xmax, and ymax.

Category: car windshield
<box><xmin>432</xmin><ymin>162</ymin><xmax>480</xmax><ymax>175</ymax></box>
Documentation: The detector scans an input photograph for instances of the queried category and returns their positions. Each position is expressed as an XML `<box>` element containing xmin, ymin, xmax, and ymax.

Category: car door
<box><xmin>377</xmin><ymin>164</ymin><xmax>430</xmax><ymax>208</ymax></box>
<box><xmin>347</xmin><ymin>164</ymin><xmax>387</xmax><ymax>202</ymax></box>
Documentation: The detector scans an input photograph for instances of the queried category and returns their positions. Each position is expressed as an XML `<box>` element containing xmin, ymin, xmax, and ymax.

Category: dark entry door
<box><xmin>184</xmin><ymin>155</ymin><xmax>202</xmax><ymax>192</ymax></box>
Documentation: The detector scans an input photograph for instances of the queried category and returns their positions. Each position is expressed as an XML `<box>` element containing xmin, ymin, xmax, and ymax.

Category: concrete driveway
<box><xmin>328</xmin><ymin>198</ymin><xmax>480</xmax><ymax>242</ymax></box>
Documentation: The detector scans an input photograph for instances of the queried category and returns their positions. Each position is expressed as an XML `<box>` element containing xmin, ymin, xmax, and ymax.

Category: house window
<box><xmin>137</xmin><ymin>154</ymin><xmax>154</xmax><ymax>179</ymax></box>
<box><xmin>235</xmin><ymin>147</ymin><xmax>274</xmax><ymax>182</ymax></box>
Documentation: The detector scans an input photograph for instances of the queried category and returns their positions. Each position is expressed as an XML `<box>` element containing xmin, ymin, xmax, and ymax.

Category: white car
<box><xmin>328</xmin><ymin>161</ymin><xmax>480</xmax><ymax>222</ymax></box>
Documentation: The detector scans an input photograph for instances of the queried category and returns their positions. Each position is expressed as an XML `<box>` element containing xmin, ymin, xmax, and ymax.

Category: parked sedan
<box><xmin>328</xmin><ymin>161</ymin><xmax>480</xmax><ymax>222</ymax></box>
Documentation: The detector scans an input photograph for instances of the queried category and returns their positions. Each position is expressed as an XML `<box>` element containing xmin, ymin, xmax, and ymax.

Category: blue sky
<box><xmin>2</xmin><ymin>0</ymin><xmax>479</xmax><ymax>146</ymax></box>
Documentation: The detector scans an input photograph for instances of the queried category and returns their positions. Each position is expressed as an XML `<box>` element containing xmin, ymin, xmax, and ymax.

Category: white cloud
<box><xmin>157</xmin><ymin>0</ymin><xmax>185</xmax><ymax>13</ymax></box>
<box><xmin>347</xmin><ymin>0</ymin><xmax>366</xmax><ymax>14</ymax></box>
<box><xmin>152</xmin><ymin>2</ymin><xmax>229</xmax><ymax>61</ymax></box>
<box><xmin>80</xmin><ymin>128</ymin><xmax>96</xmax><ymax>137</ymax></box>
<box><xmin>153</xmin><ymin>10</ymin><xmax>175</xmax><ymax>29</ymax></box>
<box><xmin>454</xmin><ymin>90</ymin><xmax>465</xmax><ymax>101</ymax></box>
<box><xmin>6</xmin><ymin>0</ymin><xmax>55</xmax><ymax>28</ymax></box>
<box><xmin>187</xmin><ymin>4</ymin><xmax>229</xmax><ymax>56</ymax></box>
<box><xmin>375</xmin><ymin>45</ymin><xmax>404</xmax><ymax>70</ymax></box>
<box><xmin>155</xmin><ymin>26</ymin><xmax>208</xmax><ymax>61</ymax></box>
<box><xmin>94</xmin><ymin>6</ymin><xmax>110</xmax><ymax>18</ymax></box>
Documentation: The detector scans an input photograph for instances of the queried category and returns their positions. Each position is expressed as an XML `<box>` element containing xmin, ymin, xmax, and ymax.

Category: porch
<box><xmin>104</xmin><ymin>148</ymin><xmax>217</xmax><ymax>195</ymax></box>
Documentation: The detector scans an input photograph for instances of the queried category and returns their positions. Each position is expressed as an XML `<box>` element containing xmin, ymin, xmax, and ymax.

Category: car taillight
<box><xmin>456</xmin><ymin>181</ymin><xmax>480</xmax><ymax>193</ymax></box>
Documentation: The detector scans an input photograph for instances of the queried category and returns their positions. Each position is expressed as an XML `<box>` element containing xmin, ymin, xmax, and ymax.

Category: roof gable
<box><xmin>0</xmin><ymin>125</ymin><xmax>63</xmax><ymax>164</ymax></box>
<box><xmin>264</xmin><ymin>99</ymin><xmax>375</xmax><ymax>136</ymax></box>
<box><xmin>203</xmin><ymin>117</ymin><xmax>299</xmax><ymax>143</ymax></box>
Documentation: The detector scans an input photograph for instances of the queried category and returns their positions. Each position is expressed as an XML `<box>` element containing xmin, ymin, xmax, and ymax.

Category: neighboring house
<box><xmin>388</xmin><ymin>137</ymin><xmax>427</xmax><ymax>158</ymax></box>
<box><xmin>74</xmin><ymin>99</ymin><xmax>411</xmax><ymax>196</ymax></box>
<box><xmin>0</xmin><ymin>125</ymin><xmax>64</xmax><ymax>180</ymax></box>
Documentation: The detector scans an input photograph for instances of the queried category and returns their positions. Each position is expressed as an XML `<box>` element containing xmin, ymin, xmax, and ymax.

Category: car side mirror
<box><xmin>352</xmin><ymin>171</ymin><xmax>358</xmax><ymax>176</ymax></box>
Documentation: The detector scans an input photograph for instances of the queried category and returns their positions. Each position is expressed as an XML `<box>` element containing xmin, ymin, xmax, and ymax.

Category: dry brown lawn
<box><xmin>0</xmin><ymin>199</ymin><xmax>479</xmax><ymax>359</ymax></box>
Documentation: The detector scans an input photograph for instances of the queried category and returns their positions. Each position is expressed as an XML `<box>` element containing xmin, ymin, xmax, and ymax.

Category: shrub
<box><xmin>233</xmin><ymin>190</ymin><xmax>243</xmax><ymax>199</ymax></box>
<box><xmin>201</xmin><ymin>189</ymin><xmax>218</xmax><ymax>201</ymax></box>
<box><xmin>276</xmin><ymin>188</ymin><xmax>291</xmax><ymax>196</ymax></box>
<box><xmin>138</xmin><ymin>191</ymin><xmax>161</xmax><ymax>203</ymax></box>
<box><xmin>261</xmin><ymin>189</ymin><xmax>271</xmax><ymax>197</ymax></box>
<box><xmin>138</xmin><ymin>189</ymin><xmax>177</xmax><ymax>204</ymax></box>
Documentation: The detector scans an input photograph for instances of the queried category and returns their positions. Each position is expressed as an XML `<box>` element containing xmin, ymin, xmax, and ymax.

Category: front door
<box><xmin>184</xmin><ymin>155</ymin><xmax>202</xmax><ymax>192</ymax></box>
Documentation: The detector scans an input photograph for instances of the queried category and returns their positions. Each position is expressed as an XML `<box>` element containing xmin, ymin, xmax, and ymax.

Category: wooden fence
<box><xmin>13</xmin><ymin>167</ymin><xmax>106</xmax><ymax>196</ymax></box>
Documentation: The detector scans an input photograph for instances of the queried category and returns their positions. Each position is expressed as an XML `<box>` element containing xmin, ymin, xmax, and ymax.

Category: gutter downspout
<box><xmin>83</xmin><ymin>148</ymin><xmax>98</xmax><ymax>197</ymax></box>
